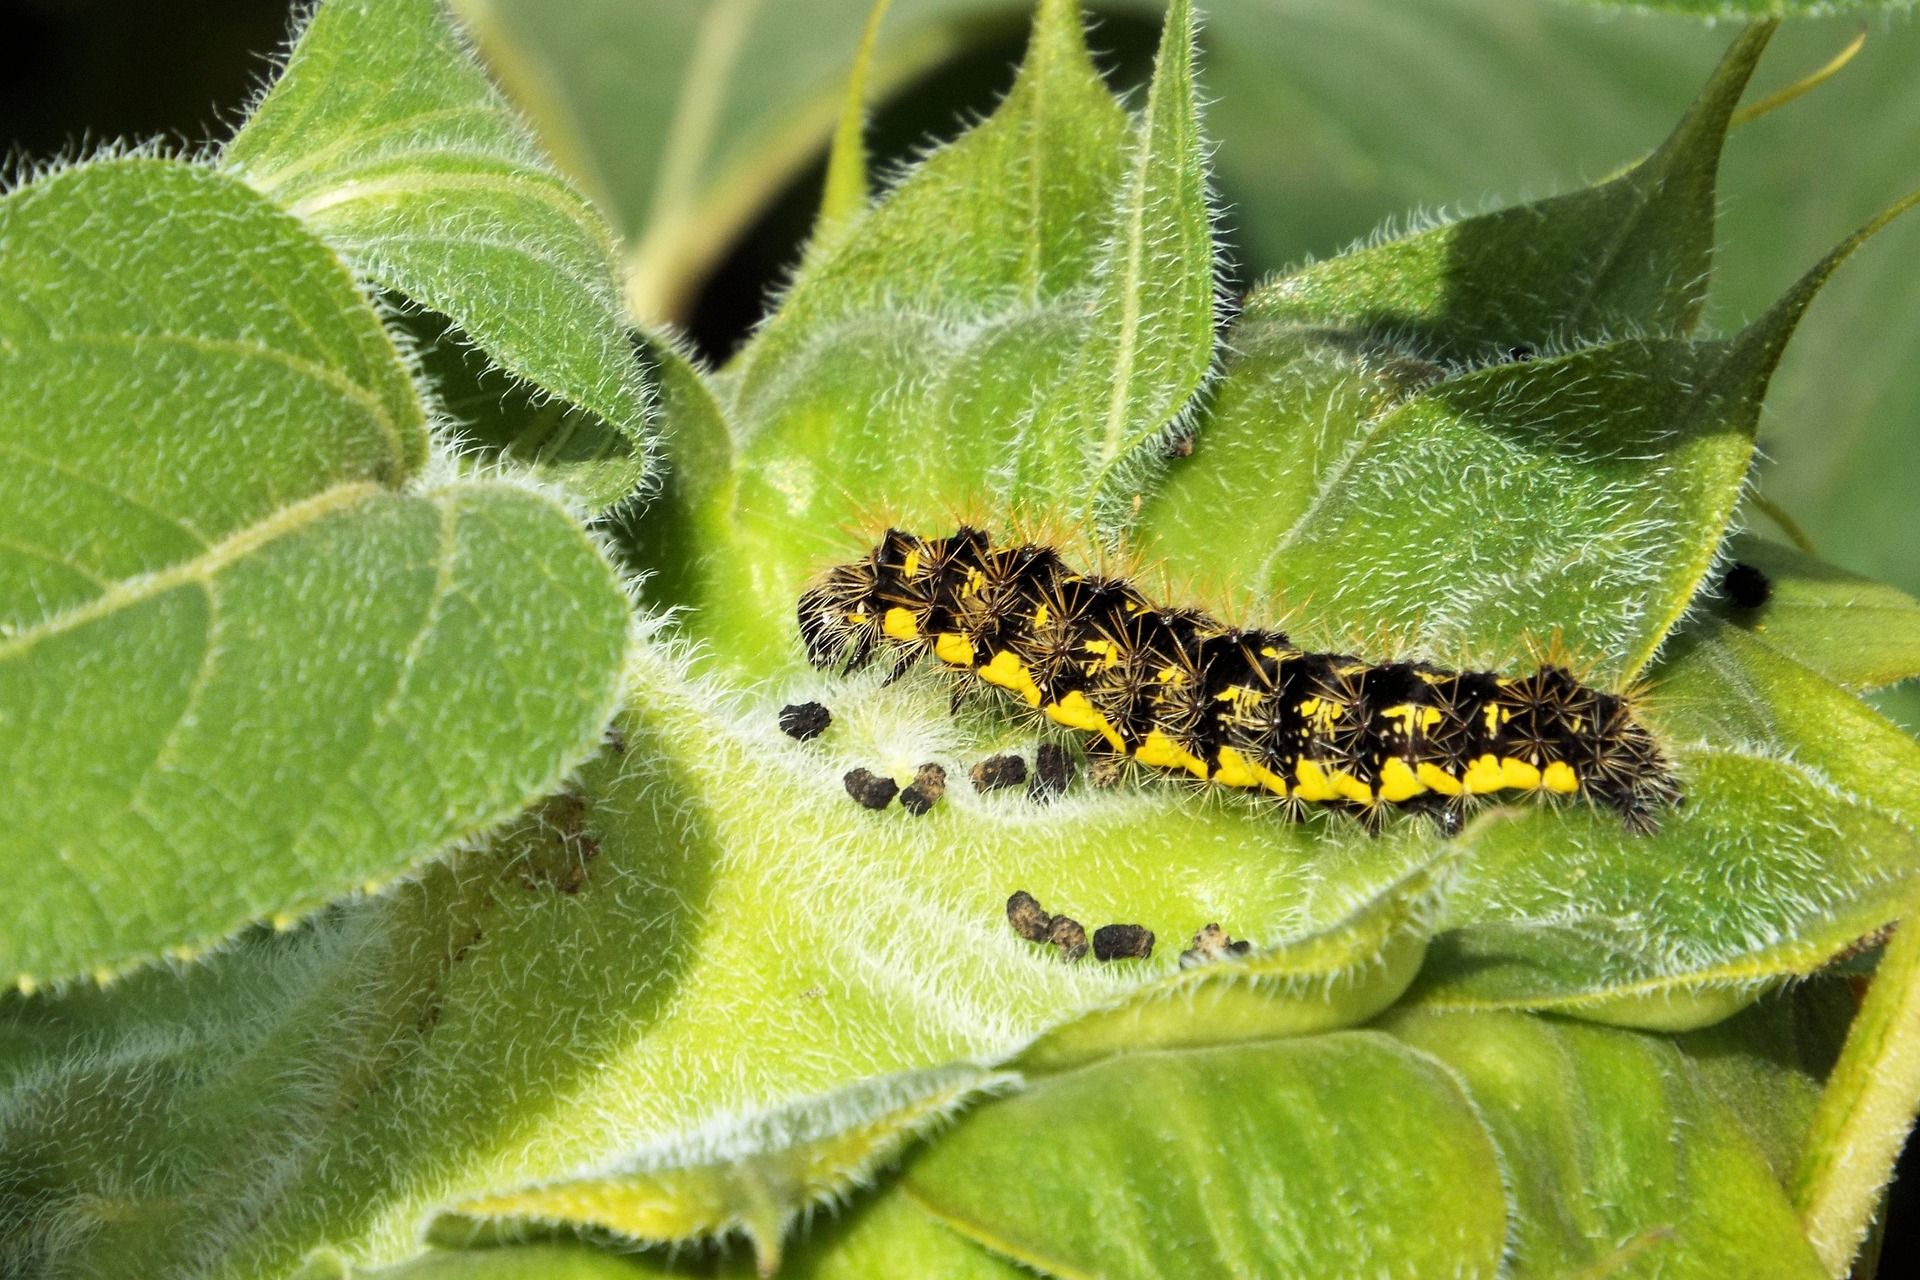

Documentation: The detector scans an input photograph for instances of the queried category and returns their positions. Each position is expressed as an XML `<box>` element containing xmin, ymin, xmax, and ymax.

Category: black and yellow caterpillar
<box><xmin>799</xmin><ymin>528</ymin><xmax>1680</xmax><ymax>832</ymax></box>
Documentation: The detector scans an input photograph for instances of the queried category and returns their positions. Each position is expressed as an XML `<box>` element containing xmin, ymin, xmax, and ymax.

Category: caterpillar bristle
<box><xmin>798</xmin><ymin>529</ymin><xmax>1681</xmax><ymax>831</ymax></box>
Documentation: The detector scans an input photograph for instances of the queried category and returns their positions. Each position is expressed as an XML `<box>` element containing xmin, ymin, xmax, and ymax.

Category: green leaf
<box><xmin>1010</xmin><ymin>853</ymin><xmax>1443</xmax><ymax>1075</ymax></box>
<box><xmin>1793</xmin><ymin>877</ymin><xmax>1920</xmax><ymax>1276</ymax></box>
<box><xmin>1385</xmin><ymin>1008</ymin><xmax>1829</xmax><ymax>1278</ymax></box>
<box><xmin>904</xmin><ymin>1033</ymin><xmax>1509</xmax><ymax>1280</ymax></box>
<box><xmin>1712</xmin><ymin>534</ymin><xmax>1920</xmax><ymax>693</ymax></box>
<box><xmin>224</xmin><ymin>0</ymin><xmax>651</xmax><ymax>510</ymax></box>
<box><xmin>712</xmin><ymin>0</ymin><xmax>1212</xmax><ymax>660</ymax></box>
<box><xmin>1411</xmin><ymin>613</ymin><xmax>1920</xmax><ymax>1027</ymax></box>
<box><xmin>1675</xmin><ymin>979</ymin><xmax>1855</xmax><ymax>1186</ymax></box>
<box><xmin>0</xmin><ymin>157</ymin><xmax>629</xmax><ymax>987</ymax></box>
<box><xmin>1022</xmin><ymin>0</ymin><xmax>1214</xmax><ymax>535</ymax></box>
<box><xmin>1144</xmin><ymin>332</ymin><xmax>1765</xmax><ymax>685</ymax></box>
<box><xmin>613</xmin><ymin>335</ymin><xmax>735</xmax><ymax>616</ymax></box>
<box><xmin>1144</xmin><ymin>186</ymin><xmax>1915</xmax><ymax>686</ymax></box>
<box><xmin>431</xmin><ymin>1064</ymin><xmax>1011</xmax><ymax>1273</ymax></box>
<box><xmin>1186</xmin><ymin>0</ymin><xmax>1920</xmax><ymax>653</ymax></box>
<box><xmin>814</xmin><ymin>0</ymin><xmax>893</xmax><ymax>245</ymax></box>
<box><xmin>1233</xmin><ymin>22</ymin><xmax>1773</xmax><ymax>358</ymax></box>
<box><xmin>301</xmin><ymin>1243</ymin><xmax>678</xmax><ymax>1279</ymax></box>
<box><xmin>779</xmin><ymin>1191</ymin><xmax>1031</xmax><ymax>1280</ymax></box>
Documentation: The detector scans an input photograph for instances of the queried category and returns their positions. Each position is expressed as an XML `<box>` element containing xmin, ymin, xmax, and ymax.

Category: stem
<box><xmin>1793</xmin><ymin>892</ymin><xmax>1920</xmax><ymax>1277</ymax></box>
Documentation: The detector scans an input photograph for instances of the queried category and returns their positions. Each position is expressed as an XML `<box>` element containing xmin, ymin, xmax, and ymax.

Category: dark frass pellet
<box><xmin>900</xmin><ymin>763</ymin><xmax>948</xmax><ymax>815</ymax></box>
<box><xmin>779</xmin><ymin>701</ymin><xmax>832</xmax><ymax>741</ymax></box>
<box><xmin>969</xmin><ymin>753</ymin><xmax>1028</xmax><ymax>793</ymax></box>
<box><xmin>1722</xmin><ymin>561</ymin><xmax>1773</xmax><ymax>610</ymax></box>
<box><xmin>1027</xmin><ymin>743</ymin><xmax>1075</xmax><ymax>802</ymax></box>
<box><xmin>1006</xmin><ymin>890</ymin><xmax>1052</xmax><ymax>943</ymax></box>
<box><xmin>1047</xmin><ymin>916</ymin><xmax>1089</xmax><ymax>961</ymax></box>
<box><xmin>1092</xmin><ymin>923</ymin><xmax>1155</xmax><ymax>962</ymax></box>
<box><xmin>1179</xmin><ymin>923</ymin><xmax>1253</xmax><ymax>969</ymax></box>
<box><xmin>842</xmin><ymin>767</ymin><xmax>898</xmax><ymax>810</ymax></box>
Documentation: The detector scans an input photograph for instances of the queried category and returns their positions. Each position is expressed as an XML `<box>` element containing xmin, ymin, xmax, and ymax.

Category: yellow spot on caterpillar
<box><xmin>1215</xmin><ymin>746</ymin><xmax>1288</xmax><ymax>795</ymax></box>
<box><xmin>1418</xmin><ymin>763</ymin><xmax>1464</xmax><ymax>796</ymax></box>
<box><xmin>1542</xmin><ymin>761</ymin><xmax>1580</xmax><ymax>794</ymax></box>
<box><xmin>1482</xmin><ymin>704</ymin><xmax>1501</xmax><ymax>735</ymax></box>
<box><xmin>1379</xmin><ymin>758</ymin><xmax>1427</xmax><ymax>802</ymax></box>
<box><xmin>1045</xmin><ymin>691</ymin><xmax>1124</xmax><ymax>750</ymax></box>
<box><xmin>962</xmin><ymin>567</ymin><xmax>987</xmax><ymax>597</ymax></box>
<box><xmin>1331</xmin><ymin>769</ymin><xmax>1374</xmax><ymax>803</ymax></box>
<box><xmin>1032</xmin><ymin>602</ymin><xmax>1051</xmax><ymax>628</ymax></box>
<box><xmin>1082</xmin><ymin>639</ymin><xmax>1120</xmax><ymax>671</ymax></box>
<box><xmin>1383</xmin><ymin>704</ymin><xmax>1443</xmax><ymax>736</ymax></box>
<box><xmin>1155</xmin><ymin>666</ymin><xmax>1183</xmax><ymax>684</ymax></box>
<box><xmin>978</xmin><ymin>651</ymin><xmax>1043</xmax><ymax>707</ymax></box>
<box><xmin>883</xmin><ymin>607</ymin><xmax>919</xmax><ymax>641</ymax></box>
<box><xmin>1463</xmin><ymin>754</ymin><xmax>1505</xmax><ymax>794</ymax></box>
<box><xmin>934</xmin><ymin>632</ymin><xmax>975</xmax><ymax>667</ymax></box>
<box><xmin>1500</xmin><ymin>757</ymin><xmax>1542</xmax><ymax>790</ymax></box>
<box><xmin>902</xmin><ymin>548</ymin><xmax>921</xmax><ymax>578</ymax></box>
<box><xmin>1137</xmin><ymin>730</ymin><xmax>1209</xmax><ymax>778</ymax></box>
<box><xmin>1299</xmin><ymin>697</ymin><xmax>1345</xmax><ymax>734</ymax></box>
<box><xmin>1212</xmin><ymin>747</ymin><xmax>1258</xmax><ymax>788</ymax></box>
<box><xmin>1293</xmin><ymin>759</ymin><xmax>1336</xmax><ymax>802</ymax></box>
<box><xmin>847</xmin><ymin>611</ymin><xmax>869</xmax><ymax>627</ymax></box>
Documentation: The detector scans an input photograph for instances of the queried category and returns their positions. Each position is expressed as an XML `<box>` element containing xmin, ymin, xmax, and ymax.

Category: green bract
<box><xmin>4</xmin><ymin>1</ymin><xmax>1919</xmax><ymax>1278</ymax></box>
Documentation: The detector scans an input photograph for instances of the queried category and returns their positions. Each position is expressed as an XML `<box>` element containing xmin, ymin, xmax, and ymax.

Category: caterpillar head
<box><xmin>798</xmin><ymin>558</ymin><xmax>883</xmax><ymax>671</ymax></box>
<box><xmin>1583</xmin><ymin>689</ymin><xmax>1684</xmax><ymax>833</ymax></box>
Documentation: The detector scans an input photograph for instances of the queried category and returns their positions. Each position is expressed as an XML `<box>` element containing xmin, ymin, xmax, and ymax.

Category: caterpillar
<box><xmin>798</xmin><ymin>528</ymin><xmax>1681</xmax><ymax>833</ymax></box>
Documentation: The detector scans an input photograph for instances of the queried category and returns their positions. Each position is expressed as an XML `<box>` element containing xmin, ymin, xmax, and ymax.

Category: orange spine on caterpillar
<box><xmin>798</xmin><ymin>527</ymin><xmax>1681</xmax><ymax>832</ymax></box>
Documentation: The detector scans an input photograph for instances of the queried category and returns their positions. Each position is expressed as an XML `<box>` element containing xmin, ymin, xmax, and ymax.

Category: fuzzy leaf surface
<box><xmin>904</xmin><ymin>1033</ymin><xmax>1509</xmax><ymax>1279</ymax></box>
<box><xmin>0</xmin><ymin>634</ymin><xmax>1454</xmax><ymax>1277</ymax></box>
<box><xmin>307</xmin><ymin>1244</ymin><xmax>669</xmax><ymax>1279</ymax></box>
<box><xmin>1411</xmin><ymin>611</ymin><xmax>1920</xmax><ymax>1026</ymax></box>
<box><xmin>1146</xmin><ymin>186</ymin><xmax>1907</xmax><ymax>689</ymax></box>
<box><xmin>712</xmin><ymin>0</ymin><xmax>1210</xmax><ymax>661</ymax></box>
<box><xmin>1146</xmin><ymin>332</ymin><xmax>1771</xmax><ymax>685</ymax></box>
<box><xmin>0</xmin><ymin>157</ymin><xmax>629</xmax><ymax>986</ymax></box>
<box><xmin>434</xmin><ymin>1064</ymin><xmax>1011</xmax><ymax>1272</ymax></box>
<box><xmin>225</xmin><ymin>0</ymin><xmax>650</xmax><ymax>509</ymax></box>
<box><xmin>1386</xmin><ymin>1008</ymin><xmax>1828</xmax><ymax>1278</ymax></box>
